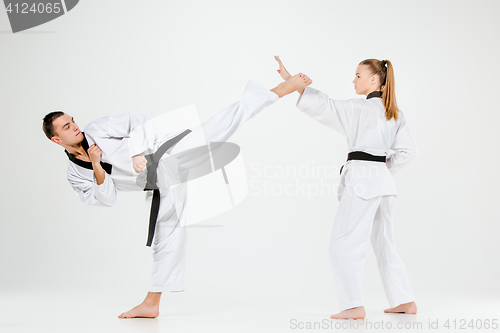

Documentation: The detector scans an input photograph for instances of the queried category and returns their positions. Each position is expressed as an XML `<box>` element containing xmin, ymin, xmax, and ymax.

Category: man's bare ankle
<box><xmin>144</xmin><ymin>292</ymin><xmax>161</xmax><ymax>306</ymax></box>
<box><xmin>144</xmin><ymin>300</ymin><xmax>159</xmax><ymax>307</ymax></box>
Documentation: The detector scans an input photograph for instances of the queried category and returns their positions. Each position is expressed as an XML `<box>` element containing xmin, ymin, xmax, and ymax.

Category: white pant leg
<box><xmin>149</xmin><ymin>183</ymin><xmax>187</xmax><ymax>292</ymax></box>
<box><xmin>149</xmin><ymin>80</ymin><xmax>277</xmax><ymax>292</ymax></box>
<box><xmin>370</xmin><ymin>195</ymin><xmax>415</xmax><ymax>308</ymax></box>
<box><xmin>329</xmin><ymin>180</ymin><xmax>382</xmax><ymax>311</ymax></box>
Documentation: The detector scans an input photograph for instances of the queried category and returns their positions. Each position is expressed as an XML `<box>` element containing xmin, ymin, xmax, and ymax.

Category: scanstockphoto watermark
<box><xmin>3</xmin><ymin>0</ymin><xmax>80</xmax><ymax>33</ymax></box>
<box><xmin>290</xmin><ymin>318</ymin><xmax>423</xmax><ymax>330</ymax></box>
<box><xmin>289</xmin><ymin>318</ymin><xmax>499</xmax><ymax>330</ymax></box>
<box><xmin>248</xmin><ymin>161</ymin><xmax>381</xmax><ymax>199</ymax></box>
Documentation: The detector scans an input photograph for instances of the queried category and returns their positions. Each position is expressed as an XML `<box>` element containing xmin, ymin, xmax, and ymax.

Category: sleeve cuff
<box><xmin>92</xmin><ymin>173</ymin><xmax>117</xmax><ymax>206</ymax></box>
<box><xmin>296</xmin><ymin>86</ymin><xmax>318</xmax><ymax>111</ymax></box>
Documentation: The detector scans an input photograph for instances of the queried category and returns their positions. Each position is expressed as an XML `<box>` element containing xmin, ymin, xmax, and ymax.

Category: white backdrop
<box><xmin>1</xmin><ymin>0</ymin><xmax>499</xmax><ymax>325</ymax></box>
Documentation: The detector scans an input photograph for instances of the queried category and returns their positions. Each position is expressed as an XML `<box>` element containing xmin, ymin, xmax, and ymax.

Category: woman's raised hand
<box><xmin>274</xmin><ymin>55</ymin><xmax>292</xmax><ymax>81</ymax></box>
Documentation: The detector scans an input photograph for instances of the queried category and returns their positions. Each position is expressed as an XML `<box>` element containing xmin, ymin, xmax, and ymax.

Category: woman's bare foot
<box><xmin>118</xmin><ymin>292</ymin><xmax>161</xmax><ymax>319</ymax></box>
<box><xmin>330</xmin><ymin>306</ymin><xmax>366</xmax><ymax>319</ymax></box>
<box><xmin>270</xmin><ymin>73</ymin><xmax>312</xmax><ymax>98</ymax></box>
<box><xmin>384</xmin><ymin>301</ymin><xmax>417</xmax><ymax>314</ymax></box>
<box><xmin>275</xmin><ymin>55</ymin><xmax>292</xmax><ymax>81</ymax></box>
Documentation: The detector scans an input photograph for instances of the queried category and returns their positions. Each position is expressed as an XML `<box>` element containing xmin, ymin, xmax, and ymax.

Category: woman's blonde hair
<box><xmin>359</xmin><ymin>59</ymin><xmax>399</xmax><ymax>121</ymax></box>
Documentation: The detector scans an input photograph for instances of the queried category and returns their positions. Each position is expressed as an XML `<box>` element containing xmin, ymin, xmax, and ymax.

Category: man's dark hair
<box><xmin>43</xmin><ymin>111</ymin><xmax>65</xmax><ymax>140</ymax></box>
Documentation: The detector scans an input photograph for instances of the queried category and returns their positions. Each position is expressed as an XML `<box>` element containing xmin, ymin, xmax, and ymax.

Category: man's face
<box><xmin>51</xmin><ymin>113</ymin><xmax>84</xmax><ymax>146</ymax></box>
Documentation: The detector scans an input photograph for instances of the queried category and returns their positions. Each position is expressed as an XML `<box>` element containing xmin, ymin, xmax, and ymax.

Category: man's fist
<box><xmin>133</xmin><ymin>154</ymin><xmax>147</xmax><ymax>173</ymax></box>
<box><xmin>88</xmin><ymin>144</ymin><xmax>102</xmax><ymax>164</ymax></box>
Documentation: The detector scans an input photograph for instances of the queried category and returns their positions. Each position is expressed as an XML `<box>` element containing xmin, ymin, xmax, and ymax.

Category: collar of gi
<box><xmin>366</xmin><ymin>91</ymin><xmax>383</xmax><ymax>99</ymax></box>
<box><xmin>64</xmin><ymin>132</ymin><xmax>113</xmax><ymax>174</ymax></box>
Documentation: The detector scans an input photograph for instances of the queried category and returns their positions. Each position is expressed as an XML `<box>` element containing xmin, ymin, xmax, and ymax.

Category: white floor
<box><xmin>1</xmin><ymin>289</ymin><xmax>499</xmax><ymax>333</ymax></box>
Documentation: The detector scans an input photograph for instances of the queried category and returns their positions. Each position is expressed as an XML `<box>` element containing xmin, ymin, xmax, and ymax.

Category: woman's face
<box><xmin>352</xmin><ymin>64</ymin><xmax>380</xmax><ymax>96</ymax></box>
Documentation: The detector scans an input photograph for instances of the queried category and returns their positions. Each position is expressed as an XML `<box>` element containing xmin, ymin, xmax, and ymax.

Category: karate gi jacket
<box><xmin>296</xmin><ymin>87</ymin><xmax>418</xmax><ymax>200</ymax></box>
<box><xmin>65</xmin><ymin>113</ymin><xmax>184</xmax><ymax>207</ymax></box>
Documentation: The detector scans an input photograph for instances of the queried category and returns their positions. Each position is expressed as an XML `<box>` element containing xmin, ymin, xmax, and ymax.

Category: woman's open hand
<box><xmin>275</xmin><ymin>55</ymin><xmax>292</xmax><ymax>81</ymax></box>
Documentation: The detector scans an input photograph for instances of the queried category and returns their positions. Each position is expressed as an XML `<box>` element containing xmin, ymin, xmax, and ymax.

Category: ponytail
<box><xmin>359</xmin><ymin>59</ymin><xmax>399</xmax><ymax>121</ymax></box>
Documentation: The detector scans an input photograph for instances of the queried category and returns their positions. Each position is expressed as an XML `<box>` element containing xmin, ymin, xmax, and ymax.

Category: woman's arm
<box><xmin>386</xmin><ymin>118</ymin><xmax>418</xmax><ymax>174</ymax></box>
<box><xmin>296</xmin><ymin>86</ymin><xmax>353</xmax><ymax>137</ymax></box>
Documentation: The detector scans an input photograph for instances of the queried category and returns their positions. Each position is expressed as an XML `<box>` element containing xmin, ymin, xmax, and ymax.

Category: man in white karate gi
<box><xmin>43</xmin><ymin>75</ymin><xmax>312</xmax><ymax>318</ymax></box>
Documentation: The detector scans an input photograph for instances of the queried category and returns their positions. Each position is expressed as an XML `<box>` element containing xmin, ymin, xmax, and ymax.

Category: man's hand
<box><xmin>133</xmin><ymin>154</ymin><xmax>147</xmax><ymax>173</ymax></box>
<box><xmin>275</xmin><ymin>55</ymin><xmax>292</xmax><ymax>81</ymax></box>
<box><xmin>88</xmin><ymin>144</ymin><xmax>102</xmax><ymax>165</ymax></box>
<box><xmin>88</xmin><ymin>144</ymin><xmax>105</xmax><ymax>185</ymax></box>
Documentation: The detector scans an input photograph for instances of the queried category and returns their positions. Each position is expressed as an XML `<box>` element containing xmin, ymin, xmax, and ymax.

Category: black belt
<box><xmin>143</xmin><ymin>129</ymin><xmax>192</xmax><ymax>247</ymax></box>
<box><xmin>339</xmin><ymin>151</ymin><xmax>387</xmax><ymax>175</ymax></box>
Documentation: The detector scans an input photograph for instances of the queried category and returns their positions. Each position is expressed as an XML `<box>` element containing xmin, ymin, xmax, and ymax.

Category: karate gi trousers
<box><xmin>329</xmin><ymin>175</ymin><xmax>415</xmax><ymax>311</ymax></box>
<box><xmin>149</xmin><ymin>80</ymin><xmax>279</xmax><ymax>292</ymax></box>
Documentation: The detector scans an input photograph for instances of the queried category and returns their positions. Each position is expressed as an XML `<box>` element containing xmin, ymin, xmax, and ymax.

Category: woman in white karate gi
<box><xmin>43</xmin><ymin>75</ymin><xmax>313</xmax><ymax>319</ymax></box>
<box><xmin>275</xmin><ymin>56</ymin><xmax>418</xmax><ymax>319</ymax></box>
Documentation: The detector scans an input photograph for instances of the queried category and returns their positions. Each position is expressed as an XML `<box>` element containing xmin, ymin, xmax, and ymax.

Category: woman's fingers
<box><xmin>275</xmin><ymin>55</ymin><xmax>293</xmax><ymax>81</ymax></box>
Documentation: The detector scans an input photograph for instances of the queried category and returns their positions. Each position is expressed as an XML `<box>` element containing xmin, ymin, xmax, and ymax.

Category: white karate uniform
<box><xmin>66</xmin><ymin>80</ymin><xmax>279</xmax><ymax>292</ymax></box>
<box><xmin>296</xmin><ymin>87</ymin><xmax>418</xmax><ymax>311</ymax></box>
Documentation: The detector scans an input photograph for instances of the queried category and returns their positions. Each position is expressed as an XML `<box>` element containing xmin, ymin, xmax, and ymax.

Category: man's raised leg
<box><xmin>166</xmin><ymin>74</ymin><xmax>312</xmax><ymax>169</ymax></box>
<box><xmin>119</xmin><ymin>75</ymin><xmax>311</xmax><ymax>319</ymax></box>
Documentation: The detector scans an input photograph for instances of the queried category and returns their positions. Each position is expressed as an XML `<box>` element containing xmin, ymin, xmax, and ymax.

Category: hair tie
<box><xmin>382</xmin><ymin>60</ymin><xmax>386</xmax><ymax>67</ymax></box>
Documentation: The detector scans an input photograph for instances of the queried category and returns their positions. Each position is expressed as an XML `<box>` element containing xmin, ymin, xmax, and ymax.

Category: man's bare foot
<box><xmin>384</xmin><ymin>301</ymin><xmax>417</xmax><ymax>314</ymax></box>
<box><xmin>330</xmin><ymin>306</ymin><xmax>366</xmax><ymax>319</ymax></box>
<box><xmin>275</xmin><ymin>55</ymin><xmax>292</xmax><ymax>81</ymax></box>
<box><xmin>118</xmin><ymin>302</ymin><xmax>159</xmax><ymax>318</ymax></box>
<box><xmin>118</xmin><ymin>292</ymin><xmax>161</xmax><ymax>319</ymax></box>
<box><xmin>271</xmin><ymin>73</ymin><xmax>312</xmax><ymax>98</ymax></box>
